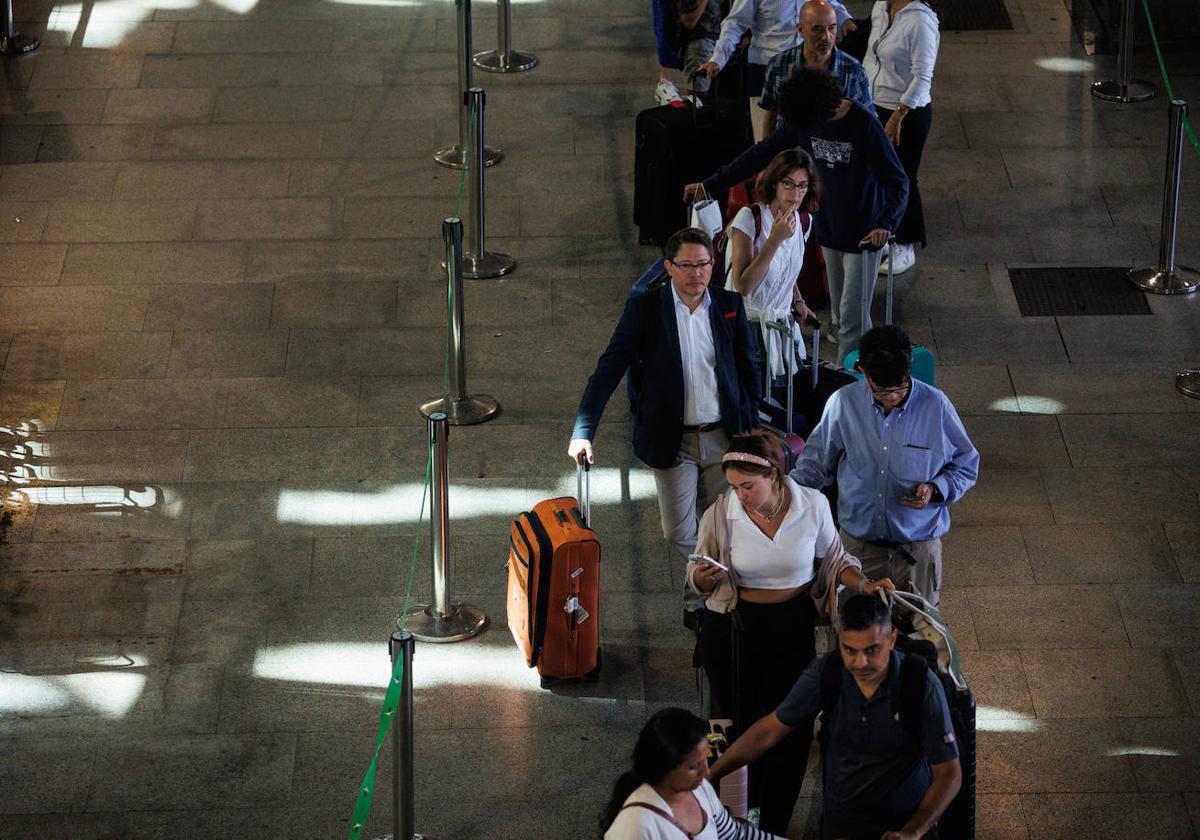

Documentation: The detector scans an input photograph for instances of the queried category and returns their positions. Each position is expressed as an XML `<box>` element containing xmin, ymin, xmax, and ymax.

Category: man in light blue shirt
<box><xmin>790</xmin><ymin>325</ymin><xmax>978</xmax><ymax>605</ymax></box>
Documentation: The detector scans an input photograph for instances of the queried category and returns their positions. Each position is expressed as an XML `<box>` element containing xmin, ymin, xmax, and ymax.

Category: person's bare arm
<box><xmin>760</xmin><ymin>108</ymin><xmax>776</xmax><ymax>139</ymax></box>
<box><xmin>709</xmin><ymin>712</ymin><xmax>794</xmax><ymax>782</ymax></box>
<box><xmin>881</xmin><ymin>759</ymin><xmax>962</xmax><ymax>840</ymax></box>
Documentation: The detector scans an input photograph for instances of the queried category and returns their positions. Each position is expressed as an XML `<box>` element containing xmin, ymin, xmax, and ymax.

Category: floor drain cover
<box><xmin>940</xmin><ymin>0</ymin><xmax>1013</xmax><ymax>30</ymax></box>
<box><xmin>1009</xmin><ymin>266</ymin><xmax>1152</xmax><ymax>316</ymax></box>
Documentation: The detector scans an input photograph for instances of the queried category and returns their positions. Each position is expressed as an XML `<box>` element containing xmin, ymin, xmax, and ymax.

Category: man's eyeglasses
<box><xmin>670</xmin><ymin>259</ymin><xmax>715</xmax><ymax>271</ymax></box>
<box><xmin>781</xmin><ymin>179</ymin><xmax>809</xmax><ymax>191</ymax></box>
<box><xmin>868</xmin><ymin>378</ymin><xmax>911</xmax><ymax>398</ymax></box>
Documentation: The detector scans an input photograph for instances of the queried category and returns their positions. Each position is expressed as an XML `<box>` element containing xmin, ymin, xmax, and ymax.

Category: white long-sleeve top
<box><xmin>708</xmin><ymin>0</ymin><xmax>851</xmax><ymax>70</ymax></box>
<box><xmin>863</xmin><ymin>0</ymin><xmax>940</xmax><ymax>109</ymax></box>
<box><xmin>605</xmin><ymin>781</ymin><xmax>783</xmax><ymax>840</ymax></box>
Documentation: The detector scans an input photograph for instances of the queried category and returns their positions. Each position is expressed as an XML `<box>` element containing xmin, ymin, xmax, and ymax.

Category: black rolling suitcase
<box><xmin>888</xmin><ymin>590</ymin><xmax>977</xmax><ymax>840</ymax></box>
<box><xmin>633</xmin><ymin>99</ymin><xmax>753</xmax><ymax>246</ymax></box>
<box><xmin>760</xmin><ymin>315</ymin><xmax>855</xmax><ymax>437</ymax></box>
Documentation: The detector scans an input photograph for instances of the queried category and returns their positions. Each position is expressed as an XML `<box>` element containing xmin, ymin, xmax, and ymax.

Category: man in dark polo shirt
<box><xmin>708</xmin><ymin>593</ymin><xmax>961</xmax><ymax>838</ymax></box>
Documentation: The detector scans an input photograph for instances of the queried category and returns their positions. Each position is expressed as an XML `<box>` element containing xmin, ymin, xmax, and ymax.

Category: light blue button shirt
<box><xmin>790</xmin><ymin>379</ymin><xmax>979</xmax><ymax>542</ymax></box>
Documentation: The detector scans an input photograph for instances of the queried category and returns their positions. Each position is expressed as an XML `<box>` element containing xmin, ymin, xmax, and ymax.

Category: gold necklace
<box><xmin>754</xmin><ymin>493</ymin><xmax>786</xmax><ymax>522</ymax></box>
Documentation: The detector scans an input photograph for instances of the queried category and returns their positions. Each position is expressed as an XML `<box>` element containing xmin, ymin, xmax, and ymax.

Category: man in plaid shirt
<box><xmin>759</xmin><ymin>0</ymin><xmax>873</xmax><ymax>137</ymax></box>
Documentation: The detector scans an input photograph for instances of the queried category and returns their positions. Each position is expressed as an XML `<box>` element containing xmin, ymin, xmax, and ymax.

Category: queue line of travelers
<box><xmin>573</xmin><ymin>2</ymin><xmax>969</xmax><ymax>835</ymax></box>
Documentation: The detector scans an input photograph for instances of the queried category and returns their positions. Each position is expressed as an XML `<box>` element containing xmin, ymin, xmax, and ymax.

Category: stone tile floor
<box><xmin>1</xmin><ymin>0</ymin><xmax>1199</xmax><ymax>836</ymax></box>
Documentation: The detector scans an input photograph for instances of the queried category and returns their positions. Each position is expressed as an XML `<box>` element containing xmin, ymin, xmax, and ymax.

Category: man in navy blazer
<box><xmin>569</xmin><ymin>228</ymin><xmax>761</xmax><ymax>563</ymax></box>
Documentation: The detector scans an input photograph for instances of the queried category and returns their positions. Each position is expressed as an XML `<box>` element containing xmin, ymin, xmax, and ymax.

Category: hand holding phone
<box><xmin>689</xmin><ymin>553</ymin><xmax>729</xmax><ymax>573</ymax></box>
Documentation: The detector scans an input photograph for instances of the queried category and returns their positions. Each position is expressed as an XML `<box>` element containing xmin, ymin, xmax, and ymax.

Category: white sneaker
<box><xmin>655</xmin><ymin>79</ymin><xmax>682</xmax><ymax>106</ymax></box>
<box><xmin>824</xmin><ymin>324</ymin><xmax>838</xmax><ymax>345</ymax></box>
<box><xmin>883</xmin><ymin>243</ymin><xmax>916</xmax><ymax>274</ymax></box>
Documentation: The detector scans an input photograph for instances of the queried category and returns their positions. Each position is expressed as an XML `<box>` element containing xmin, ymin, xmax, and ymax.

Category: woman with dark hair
<box><xmin>686</xmin><ymin>430</ymin><xmax>894</xmax><ymax>834</ymax></box>
<box><xmin>725</xmin><ymin>147</ymin><xmax>822</xmax><ymax>382</ymax></box>
<box><xmin>864</xmin><ymin>0</ymin><xmax>940</xmax><ymax>275</ymax></box>
<box><xmin>601</xmin><ymin>707</ymin><xmax>782</xmax><ymax>839</ymax></box>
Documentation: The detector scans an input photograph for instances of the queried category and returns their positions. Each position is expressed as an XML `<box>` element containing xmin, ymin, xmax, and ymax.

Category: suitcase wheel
<box><xmin>539</xmin><ymin>674</ymin><xmax>558</xmax><ymax>689</ymax></box>
<box><xmin>584</xmin><ymin>648</ymin><xmax>603</xmax><ymax>683</ymax></box>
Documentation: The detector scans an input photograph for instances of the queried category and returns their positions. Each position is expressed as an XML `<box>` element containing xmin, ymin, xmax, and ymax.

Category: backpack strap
<box><xmin>896</xmin><ymin>651</ymin><xmax>929</xmax><ymax>744</ymax></box>
<box><xmin>750</xmin><ymin>202</ymin><xmax>763</xmax><ymax>242</ymax></box>
<box><xmin>816</xmin><ymin>652</ymin><xmax>844</xmax><ymax>753</ymax></box>
<box><xmin>798</xmin><ymin>211</ymin><xmax>812</xmax><ymax>241</ymax></box>
<box><xmin>619</xmin><ymin>801</ymin><xmax>704</xmax><ymax>839</ymax></box>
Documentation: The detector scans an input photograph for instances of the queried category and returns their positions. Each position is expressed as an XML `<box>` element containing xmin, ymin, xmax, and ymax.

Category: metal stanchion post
<box><xmin>461</xmin><ymin>87</ymin><xmax>515</xmax><ymax>279</ymax></box>
<box><xmin>1</xmin><ymin>0</ymin><xmax>40</xmax><ymax>54</ymax></box>
<box><xmin>1129</xmin><ymin>100</ymin><xmax>1198</xmax><ymax>296</ymax></box>
<box><xmin>420</xmin><ymin>219</ymin><xmax>500</xmax><ymax>424</ymax></box>
<box><xmin>401</xmin><ymin>413</ymin><xmax>488</xmax><ymax>643</ymax></box>
<box><xmin>1091</xmin><ymin>0</ymin><xmax>1154</xmax><ymax>103</ymax></box>
<box><xmin>474</xmin><ymin>0</ymin><xmax>538</xmax><ymax>74</ymax></box>
<box><xmin>1178</xmin><ymin>368</ymin><xmax>1200</xmax><ymax>400</ymax></box>
<box><xmin>435</xmin><ymin>0</ymin><xmax>501</xmax><ymax>169</ymax></box>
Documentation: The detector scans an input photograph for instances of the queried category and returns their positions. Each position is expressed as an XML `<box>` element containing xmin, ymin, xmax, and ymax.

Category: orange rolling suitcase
<box><xmin>507</xmin><ymin>461</ymin><xmax>601</xmax><ymax>687</ymax></box>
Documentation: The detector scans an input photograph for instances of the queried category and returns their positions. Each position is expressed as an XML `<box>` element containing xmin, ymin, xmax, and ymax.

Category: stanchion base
<box><xmin>1177</xmin><ymin>369</ymin><xmax>1200</xmax><ymax>400</ymax></box>
<box><xmin>462</xmin><ymin>251</ymin><xmax>515</xmax><ymax>279</ymax></box>
<box><xmin>401</xmin><ymin>603</ymin><xmax>488</xmax><ymax>643</ymax></box>
<box><xmin>473</xmin><ymin>49</ymin><xmax>539</xmax><ymax>73</ymax></box>
<box><xmin>1091</xmin><ymin>79</ymin><xmax>1156</xmax><ymax>103</ymax></box>
<box><xmin>1</xmin><ymin>31</ymin><xmax>41</xmax><ymax>54</ymax></box>
<box><xmin>434</xmin><ymin>144</ymin><xmax>503</xmax><ymax>169</ymax></box>
<box><xmin>370</xmin><ymin>833</ymin><xmax>435</xmax><ymax>839</ymax></box>
<box><xmin>419</xmin><ymin>394</ymin><xmax>501</xmax><ymax>425</ymax></box>
<box><xmin>1128</xmin><ymin>264</ymin><xmax>1200</xmax><ymax>295</ymax></box>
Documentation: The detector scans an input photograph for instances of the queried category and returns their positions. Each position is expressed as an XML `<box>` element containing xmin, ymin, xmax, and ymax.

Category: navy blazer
<box><xmin>571</xmin><ymin>284</ymin><xmax>762</xmax><ymax>470</ymax></box>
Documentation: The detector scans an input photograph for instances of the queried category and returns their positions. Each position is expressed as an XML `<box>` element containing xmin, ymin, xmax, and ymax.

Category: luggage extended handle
<box><xmin>859</xmin><ymin>236</ymin><xmax>897</xmax><ymax>333</ymax></box>
<box><xmin>575</xmin><ymin>458</ymin><xmax>591</xmax><ymax>527</ymax></box>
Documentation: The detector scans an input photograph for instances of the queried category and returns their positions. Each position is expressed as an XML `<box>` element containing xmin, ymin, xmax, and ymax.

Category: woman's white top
<box><xmin>725</xmin><ymin>477</ymin><xmax>839</xmax><ymax>589</ymax></box>
<box><xmin>725</xmin><ymin>203</ymin><xmax>809</xmax><ymax>378</ymax></box>
<box><xmin>605</xmin><ymin>780</ymin><xmax>782</xmax><ymax>840</ymax></box>
<box><xmin>863</xmin><ymin>0</ymin><xmax>940</xmax><ymax>110</ymax></box>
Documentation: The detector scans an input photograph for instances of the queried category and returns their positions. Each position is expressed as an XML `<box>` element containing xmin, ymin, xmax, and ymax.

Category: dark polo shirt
<box><xmin>775</xmin><ymin>650</ymin><xmax>958</xmax><ymax>827</ymax></box>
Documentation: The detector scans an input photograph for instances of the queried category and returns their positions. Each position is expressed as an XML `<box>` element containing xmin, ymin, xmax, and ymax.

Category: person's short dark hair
<box><xmin>856</xmin><ymin>325</ymin><xmax>913</xmax><ymax>388</ymax></box>
<box><xmin>778</xmin><ymin>65</ymin><xmax>844</xmax><ymax>129</ymax></box>
<box><xmin>754</xmin><ymin>146</ymin><xmax>821</xmax><ymax>213</ymax></box>
<box><xmin>664</xmin><ymin>227</ymin><xmax>714</xmax><ymax>262</ymax></box>
<box><xmin>599</xmin><ymin>708</ymin><xmax>709</xmax><ymax>832</ymax></box>
<box><xmin>838</xmin><ymin>592</ymin><xmax>893</xmax><ymax>632</ymax></box>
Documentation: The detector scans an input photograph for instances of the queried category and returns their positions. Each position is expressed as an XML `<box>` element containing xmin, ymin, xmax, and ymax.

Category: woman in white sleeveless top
<box><xmin>725</xmin><ymin>147</ymin><xmax>819</xmax><ymax>383</ymax></box>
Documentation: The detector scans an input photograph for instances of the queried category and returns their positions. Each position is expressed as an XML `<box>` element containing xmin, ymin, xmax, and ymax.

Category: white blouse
<box><xmin>605</xmin><ymin>781</ymin><xmax>782</xmax><ymax>840</ymax></box>
<box><xmin>725</xmin><ymin>477</ymin><xmax>839</xmax><ymax>589</ymax></box>
<box><xmin>725</xmin><ymin>203</ymin><xmax>810</xmax><ymax>378</ymax></box>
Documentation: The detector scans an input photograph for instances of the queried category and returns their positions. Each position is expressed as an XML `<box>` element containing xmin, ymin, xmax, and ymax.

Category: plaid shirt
<box><xmin>758</xmin><ymin>45</ymin><xmax>874</xmax><ymax>117</ymax></box>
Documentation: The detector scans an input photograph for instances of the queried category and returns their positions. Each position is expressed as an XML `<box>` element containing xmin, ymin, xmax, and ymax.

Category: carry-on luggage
<box><xmin>707</xmin><ymin>718</ymin><xmax>750</xmax><ymax>819</ymax></box>
<box><xmin>755</xmin><ymin>315</ymin><xmax>813</xmax><ymax>466</ymax></box>
<box><xmin>634</xmin><ymin>99</ymin><xmax>754</xmax><ymax>246</ymax></box>
<box><xmin>507</xmin><ymin>461</ymin><xmax>601</xmax><ymax>687</ymax></box>
<box><xmin>762</xmin><ymin>314</ymin><xmax>857</xmax><ymax>437</ymax></box>
<box><xmin>842</xmin><ymin>239</ymin><xmax>936</xmax><ymax>385</ymax></box>
<box><xmin>885</xmin><ymin>589</ymin><xmax>977</xmax><ymax>840</ymax></box>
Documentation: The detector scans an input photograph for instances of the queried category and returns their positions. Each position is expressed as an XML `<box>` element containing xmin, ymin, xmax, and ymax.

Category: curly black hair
<box><xmin>777</xmin><ymin>65</ymin><xmax>845</xmax><ymax>128</ymax></box>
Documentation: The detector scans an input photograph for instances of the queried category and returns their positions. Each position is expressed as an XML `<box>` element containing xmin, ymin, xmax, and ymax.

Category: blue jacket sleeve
<box><xmin>654</xmin><ymin>0</ymin><xmax>682</xmax><ymax>70</ymax></box>
<box><xmin>571</xmin><ymin>297</ymin><xmax>645</xmax><ymax>441</ymax></box>
<box><xmin>864</xmin><ymin>114</ymin><xmax>909</xmax><ymax>233</ymax></box>
<box><xmin>929</xmin><ymin>394</ymin><xmax>979</xmax><ymax>505</ymax></box>
<box><xmin>702</xmin><ymin>125</ymin><xmax>803</xmax><ymax>194</ymax></box>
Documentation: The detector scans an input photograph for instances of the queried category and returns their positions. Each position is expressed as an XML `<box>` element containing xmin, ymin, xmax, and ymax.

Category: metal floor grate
<box><xmin>939</xmin><ymin>0</ymin><xmax>1014</xmax><ymax>31</ymax></box>
<box><xmin>1009</xmin><ymin>267</ymin><xmax>1153</xmax><ymax>316</ymax></box>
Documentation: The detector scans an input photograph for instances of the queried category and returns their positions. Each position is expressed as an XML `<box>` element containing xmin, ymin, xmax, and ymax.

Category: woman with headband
<box><xmin>686</xmin><ymin>429</ymin><xmax>893</xmax><ymax>834</ymax></box>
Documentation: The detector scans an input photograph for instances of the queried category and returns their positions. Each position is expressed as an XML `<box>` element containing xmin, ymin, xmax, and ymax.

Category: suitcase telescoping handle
<box><xmin>575</xmin><ymin>457</ymin><xmax>591</xmax><ymax>528</ymax></box>
<box><xmin>859</xmin><ymin>236</ymin><xmax>897</xmax><ymax>334</ymax></box>
<box><xmin>804</xmin><ymin>314</ymin><xmax>820</xmax><ymax>391</ymax></box>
